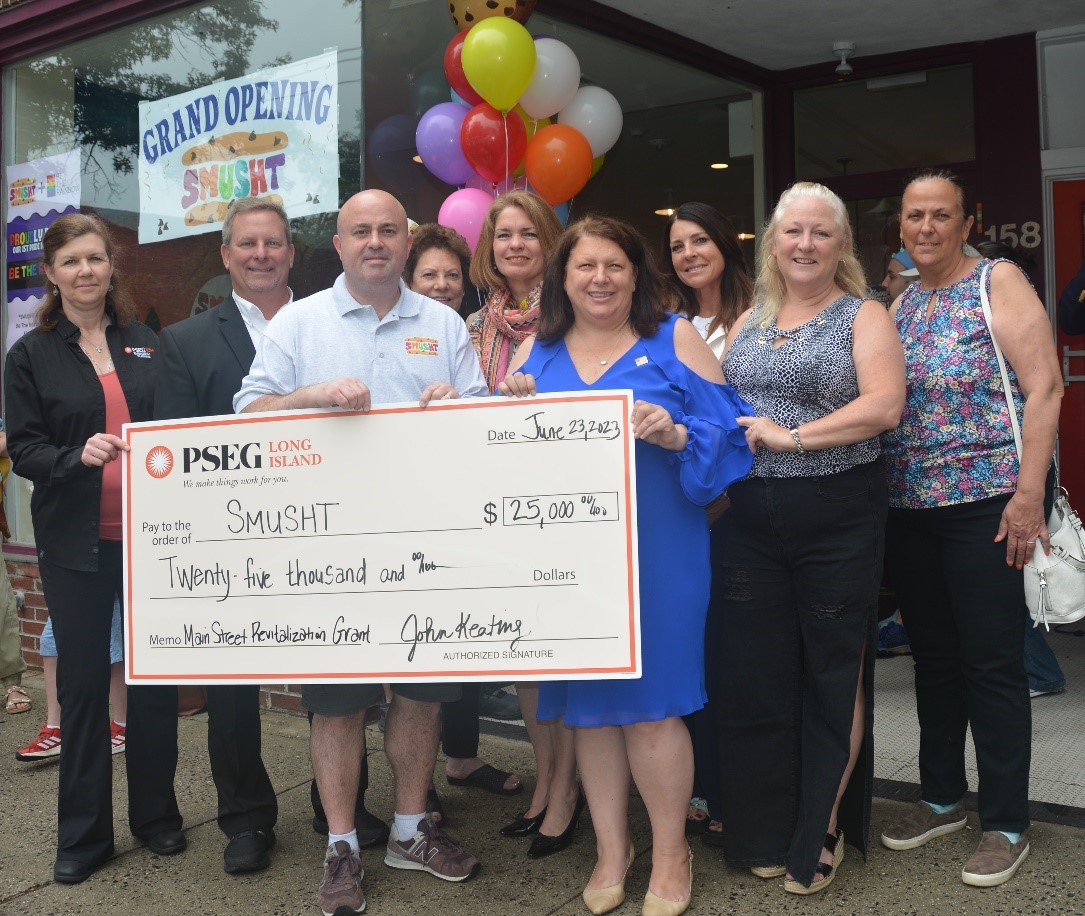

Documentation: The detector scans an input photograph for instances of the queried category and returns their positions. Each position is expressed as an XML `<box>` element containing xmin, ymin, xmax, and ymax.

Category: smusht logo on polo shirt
<box><xmin>404</xmin><ymin>337</ymin><xmax>439</xmax><ymax>356</ymax></box>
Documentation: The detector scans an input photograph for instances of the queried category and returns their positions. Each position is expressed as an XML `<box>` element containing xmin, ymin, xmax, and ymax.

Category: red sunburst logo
<box><xmin>145</xmin><ymin>446</ymin><xmax>174</xmax><ymax>479</ymax></box>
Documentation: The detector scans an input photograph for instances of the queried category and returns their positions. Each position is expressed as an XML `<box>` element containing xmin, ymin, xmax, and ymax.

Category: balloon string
<box><xmin>503</xmin><ymin>112</ymin><xmax>510</xmax><ymax>192</ymax></box>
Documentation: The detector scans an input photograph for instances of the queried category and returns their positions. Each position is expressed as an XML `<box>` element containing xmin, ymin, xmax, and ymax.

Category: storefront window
<box><xmin>2</xmin><ymin>0</ymin><xmax>362</xmax><ymax>543</ymax></box>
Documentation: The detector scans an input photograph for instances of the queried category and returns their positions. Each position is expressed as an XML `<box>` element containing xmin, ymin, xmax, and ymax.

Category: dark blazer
<box><xmin>131</xmin><ymin>292</ymin><xmax>279</xmax><ymax>842</ymax></box>
<box><xmin>154</xmin><ymin>295</ymin><xmax>256</xmax><ymax>420</ymax></box>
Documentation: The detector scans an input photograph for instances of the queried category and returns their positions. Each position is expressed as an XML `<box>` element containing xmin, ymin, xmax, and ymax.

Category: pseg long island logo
<box><xmin>142</xmin><ymin>438</ymin><xmax>323</xmax><ymax>480</ymax></box>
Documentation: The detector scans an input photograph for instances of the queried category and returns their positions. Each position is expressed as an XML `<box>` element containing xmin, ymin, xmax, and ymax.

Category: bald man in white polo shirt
<box><xmin>236</xmin><ymin>189</ymin><xmax>487</xmax><ymax>916</ymax></box>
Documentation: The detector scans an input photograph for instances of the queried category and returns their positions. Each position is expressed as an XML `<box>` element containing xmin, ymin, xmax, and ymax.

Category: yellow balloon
<box><xmin>590</xmin><ymin>154</ymin><xmax>606</xmax><ymax>178</ymax></box>
<box><xmin>462</xmin><ymin>18</ymin><xmax>536</xmax><ymax>113</ymax></box>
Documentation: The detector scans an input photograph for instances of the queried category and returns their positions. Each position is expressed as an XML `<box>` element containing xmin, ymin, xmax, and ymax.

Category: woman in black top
<box><xmin>5</xmin><ymin>212</ymin><xmax>158</xmax><ymax>884</ymax></box>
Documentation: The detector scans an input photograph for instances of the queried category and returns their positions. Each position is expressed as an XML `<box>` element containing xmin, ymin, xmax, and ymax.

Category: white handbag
<box><xmin>1024</xmin><ymin>484</ymin><xmax>1085</xmax><ymax>628</ymax></box>
<box><xmin>979</xmin><ymin>263</ymin><xmax>1085</xmax><ymax>629</ymax></box>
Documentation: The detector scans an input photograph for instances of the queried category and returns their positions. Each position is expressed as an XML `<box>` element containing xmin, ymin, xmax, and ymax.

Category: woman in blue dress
<box><xmin>499</xmin><ymin>216</ymin><xmax>752</xmax><ymax>916</ymax></box>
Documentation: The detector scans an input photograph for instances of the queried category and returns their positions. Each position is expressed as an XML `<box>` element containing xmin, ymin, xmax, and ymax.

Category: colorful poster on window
<box><xmin>5</xmin><ymin>149</ymin><xmax>81</xmax><ymax>351</ymax></box>
<box><xmin>137</xmin><ymin>50</ymin><xmax>339</xmax><ymax>244</ymax></box>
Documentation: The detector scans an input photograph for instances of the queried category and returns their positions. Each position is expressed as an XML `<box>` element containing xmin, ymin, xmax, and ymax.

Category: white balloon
<box><xmin>557</xmin><ymin>85</ymin><xmax>623</xmax><ymax>157</ymax></box>
<box><xmin>519</xmin><ymin>38</ymin><xmax>581</xmax><ymax>120</ymax></box>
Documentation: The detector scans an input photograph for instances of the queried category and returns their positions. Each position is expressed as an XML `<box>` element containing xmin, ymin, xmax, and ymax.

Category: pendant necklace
<box><xmin>576</xmin><ymin>326</ymin><xmax>631</xmax><ymax>366</ymax></box>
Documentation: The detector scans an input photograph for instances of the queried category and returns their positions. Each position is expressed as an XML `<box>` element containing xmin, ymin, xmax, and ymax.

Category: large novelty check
<box><xmin>123</xmin><ymin>392</ymin><xmax>640</xmax><ymax>684</ymax></box>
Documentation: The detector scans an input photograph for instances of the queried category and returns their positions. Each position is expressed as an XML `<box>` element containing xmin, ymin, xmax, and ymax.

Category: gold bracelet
<box><xmin>789</xmin><ymin>428</ymin><xmax>805</xmax><ymax>454</ymax></box>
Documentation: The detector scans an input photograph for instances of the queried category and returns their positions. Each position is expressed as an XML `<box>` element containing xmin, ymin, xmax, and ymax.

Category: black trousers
<box><xmin>441</xmin><ymin>683</ymin><xmax>482</xmax><ymax>759</ymax></box>
<box><xmin>40</xmin><ymin>540</ymin><xmax>123</xmax><ymax>866</ymax></box>
<box><xmin>685</xmin><ymin>517</ymin><xmax>728</xmax><ymax>821</ymax></box>
<box><xmin>127</xmin><ymin>683</ymin><xmax>277</xmax><ymax>838</ymax></box>
<box><xmin>886</xmin><ymin>493</ymin><xmax>1031</xmax><ymax>833</ymax></box>
<box><xmin>717</xmin><ymin>463</ymin><xmax>885</xmax><ymax>886</ymax></box>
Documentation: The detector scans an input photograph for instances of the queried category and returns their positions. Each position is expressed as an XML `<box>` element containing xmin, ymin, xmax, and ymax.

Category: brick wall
<box><xmin>4</xmin><ymin>554</ymin><xmax>306</xmax><ymax>714</ymax></box>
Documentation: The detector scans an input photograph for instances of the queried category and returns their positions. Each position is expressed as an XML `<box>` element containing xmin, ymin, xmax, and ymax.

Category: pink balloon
<box><xmin>438</xmin><ymin>188</ymin><xmax>494</xmax><ymax>253</ymax></box>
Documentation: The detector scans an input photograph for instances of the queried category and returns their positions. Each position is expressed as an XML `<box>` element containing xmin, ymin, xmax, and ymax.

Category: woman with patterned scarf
<box><xmin>467</xmin><ymin>191</ymin><xmax>581</xmax><ymax>857</ymax></box>
<box><xmin>467</xmin><ymin>191</ymin><xmax>563</xmax><ymax>393</ymax></box>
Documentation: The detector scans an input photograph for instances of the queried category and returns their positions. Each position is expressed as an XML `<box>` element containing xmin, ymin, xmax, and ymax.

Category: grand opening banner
<box><xmin>137</xmin><ymin>51</ymin><xmax>339</xmax><ymax>244</ymax></box>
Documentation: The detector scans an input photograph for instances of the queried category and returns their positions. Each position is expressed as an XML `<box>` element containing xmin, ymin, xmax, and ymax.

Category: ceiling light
<box><xmin>710</xmin><ymin>162</ymin><xmax>729</xmax><ymax>170</ymax></box>
<box><xmin>737</xmin><ymin>232</ymin><xmax>755</xmax><ymax>241</ymax></box>
<box><xmin>412</xmin><ymin>154</ymin><xmax>423</xmax><ymax>164</ymax></box>
<box><xmin>832</xmin><ymin>41</ymin><xmax>855</xmax><ymax>77</ymax></box>
<box><xmin>654</xmin><ymin>207</ymin><xmax>676</xmax><ymax>217</ymax></box>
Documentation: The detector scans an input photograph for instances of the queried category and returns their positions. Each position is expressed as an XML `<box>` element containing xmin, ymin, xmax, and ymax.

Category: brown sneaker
<box><xmin>319</xmin><ymin>841</ymin><xmax>365</xmax><ymax>915</ymax></box>
<box><xmin>961</xmin><ymin>831</ymin><xmax>1029</xmax><ymax>887</ymax></box>
<box><xmin>880</xmin><ymin>801</ymin><xmax>967</xmax><ymax>850</ymax></box>
<box><xmin>383</xmin><ymin>817</ymin><xmax>480</xmax><ymax>882</ymax></box>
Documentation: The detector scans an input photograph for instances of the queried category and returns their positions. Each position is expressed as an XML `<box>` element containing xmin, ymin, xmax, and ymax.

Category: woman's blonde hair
<box><xmin>754</xmin><ymin>181</ymin><xmax>868</xmax><ymax>326</ymax></box>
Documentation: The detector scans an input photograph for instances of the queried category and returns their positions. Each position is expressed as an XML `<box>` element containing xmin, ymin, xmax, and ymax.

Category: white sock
<box><xmin>393</xmin><ymin>812</ymin><xmax>425</xmax><ymax>841</ymax></box>
<box><xmin>328</xmin><ymin>830</ymin><xmax>359</xmax><ymax>854</ymax></box>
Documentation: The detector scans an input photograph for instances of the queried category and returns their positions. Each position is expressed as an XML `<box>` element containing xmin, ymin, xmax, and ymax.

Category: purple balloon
<box><xmin>416</xmin><ymin>102</ymin><xmax>474</xmax><ymax>186</ymax></box>
<box><xmin>438</xmin><ymin>188</ymin><xmax>494</xmax><ymax>253</ymax></box>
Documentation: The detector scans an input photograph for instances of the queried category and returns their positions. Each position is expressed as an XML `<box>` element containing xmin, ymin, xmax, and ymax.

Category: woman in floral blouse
<box><xmin>879</xmin><ymin>169</ymin><xmax>1062</xmax><ymax>888</ymax></box>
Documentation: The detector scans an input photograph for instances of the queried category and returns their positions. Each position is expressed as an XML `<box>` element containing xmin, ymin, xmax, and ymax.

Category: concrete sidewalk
<box><xmin>3</xmin><ymin>672</ymin><xmax>1084</xmax><ymax>916</ymax></box>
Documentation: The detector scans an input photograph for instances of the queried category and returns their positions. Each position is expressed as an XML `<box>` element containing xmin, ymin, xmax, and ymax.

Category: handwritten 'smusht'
<box><xmin>123</xmin><ymin>393</ymin><xmax>640</xmax><ymax>684</ymax></box>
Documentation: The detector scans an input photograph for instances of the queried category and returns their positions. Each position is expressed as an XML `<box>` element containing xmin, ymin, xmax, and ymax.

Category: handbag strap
<box><xmin>978</xmin><ymin>261</ymin><xmax>1024</xmax><ymax>460</ymax></box>
<box><xmin>979</xmin><ymin>261</ymin><xmax>1064</xmax><ymax>494</ymax></box>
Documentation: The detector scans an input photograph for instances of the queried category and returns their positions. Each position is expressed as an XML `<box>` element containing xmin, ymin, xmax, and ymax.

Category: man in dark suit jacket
<box><xmin>125</xmin><ymin>197</ymin><xmax>386</xmax><ymax>872</ymax></box>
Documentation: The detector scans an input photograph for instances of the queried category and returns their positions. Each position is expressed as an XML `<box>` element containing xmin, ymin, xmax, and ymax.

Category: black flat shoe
<box><xmin>144</xmin><ymin>828</ymin><xmax>187</xmax><ymax>856</ymax></box>
<box><xmin>53</xmin><ymin>849</ymin><xmax>112</xmax><ymax>885</ymax></box>
<box><xmin>500</xmin><ymin>807</ymin><xmax>547</xmax><ymax>837</ymax></box>
<box><xmin>527</xmin><ymin>790</ymin><xmax>586</xmax><ymax>858</ymax></box>
<box><xmin>223</xmin><ymin>829</ymin><xmax>275</xmax><ymax>874</ymax></box>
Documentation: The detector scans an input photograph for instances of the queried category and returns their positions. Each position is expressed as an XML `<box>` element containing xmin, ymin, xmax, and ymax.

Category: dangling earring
<box><xmin>108</xmin><ymin>283</ymin><xmax>114</xmax><ymax>292</ymax></box>
<box><xmin>53</xmin><ymin>285</ymin><xmax>59</xmax><ymax>296</ymax></box>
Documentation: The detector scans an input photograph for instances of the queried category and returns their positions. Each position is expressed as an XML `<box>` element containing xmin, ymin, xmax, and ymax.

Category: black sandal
<box><xmin>784</xmin><ymin>829</ymin><xmax>843</xmax><ymax>895</ymax></box>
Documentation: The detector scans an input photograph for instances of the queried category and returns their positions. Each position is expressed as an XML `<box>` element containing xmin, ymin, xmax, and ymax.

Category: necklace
<box><xmin>78</xmin><ymin>341</ymin><xmax>114</xmax><ymax>373</ymax></box>
<box><xmin>574</xmin><ymin>325</ymin><xmax>633</xmax><ymax>366</ymax></box>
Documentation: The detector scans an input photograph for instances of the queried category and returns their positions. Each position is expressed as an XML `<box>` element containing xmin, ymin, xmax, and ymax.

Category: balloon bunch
<box><xmin>415</xmin><ymin>4</ymin><xmax>623</xmax><ymax>250</ymax></box>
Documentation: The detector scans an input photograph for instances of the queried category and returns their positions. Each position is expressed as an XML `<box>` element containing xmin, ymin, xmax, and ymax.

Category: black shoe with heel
<box><xmin>527</xmin><ymin>790</ymin><xmax>586</xmax><ymax>858</ymax></box>
<box><xmin>500</xmin><ymin>807</ymin><xmax>547</xmax><ymax>837</ymax></box>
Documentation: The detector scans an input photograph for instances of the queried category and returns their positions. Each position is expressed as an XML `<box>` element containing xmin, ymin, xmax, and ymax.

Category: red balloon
<box><xmin>524</xmin><ymin>124</ymin><xmax>592</xmax><ymax>205</ymax></box>
<box><xmin>443</xmin><ymin>30</ymin><xmax>484</xmax><ymax>107</ymax></box>
<box><xmin>460</xmin><ymin>103</ymin><xmax>528</xmax><ymax>184</ymax></box>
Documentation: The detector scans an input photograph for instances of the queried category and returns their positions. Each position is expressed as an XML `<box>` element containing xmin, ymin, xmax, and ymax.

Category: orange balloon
<box><xmin>449</xmin><ymin>0</ymin><xmax>537</xmax><ymax>31</ymax></box>
<box><xmin>525</xmin><ymin>124</ymin><xmax>593</xmax><ymax>205</ymax></box>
